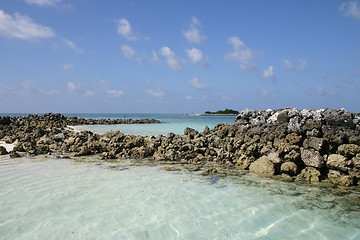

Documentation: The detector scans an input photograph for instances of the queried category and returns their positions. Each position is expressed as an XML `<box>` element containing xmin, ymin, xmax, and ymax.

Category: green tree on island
<box><xmin>205</xmin><ymin>109</ymin><xmax>239</xmax><ymax>114</ymax></box>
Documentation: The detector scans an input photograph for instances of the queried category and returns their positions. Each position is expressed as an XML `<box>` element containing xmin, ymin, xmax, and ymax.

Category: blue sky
<box><xmin>0</xmin><ymin>0</ymin><xmax>359</xmax><ymax>113</ymax></box>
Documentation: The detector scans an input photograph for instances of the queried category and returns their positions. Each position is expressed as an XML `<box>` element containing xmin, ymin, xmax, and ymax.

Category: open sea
<box><xmin>1</xmin><ymin>113</ymin><xmax>360</xmax><ymax>239</ymax></box>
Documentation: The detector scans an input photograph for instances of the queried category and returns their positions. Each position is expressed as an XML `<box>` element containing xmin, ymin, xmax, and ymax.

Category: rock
<box><xmin>200</xmin><ymin>167</ymin><xmax>218</xmax><ymax>176</ymax></box>
<box><xmin>249</xmin><ymin>156</ymin><xmax>275</xmax><ymax>176</ymax></box>
<box><xmin>327</xmin><ymin>154</ymin><xmax>352</xmax><ymax>172</ymax></box>
<box><xmin>54</xmin><ymin>133</ymin><xmax>65</xmax><ymax>141</ymax></box>
<box><xmin>328</xmin><ymin>170</ymin><xmax>353</xmax><ymax>186</ymax></box>
<box><xmin>353</xmin><ymin>154</ymin><xmax>360</xmax><ymax>168</ymax></box>
<box><xmin>10</xmin><ymin>151</ymin><xmax>21</xmax><ymax>158</ymax></box>
<box><xmin>338</xmin><ymin>144</ymin><xmax>360</xmax><ymax>157</ymax></box>
<box><xmin>0</xmin><ymin>146</ymin><xmax>8</xmax><ymax>155</ymax></box>
<box><xmin>303</xmin><ymin>137</ymin><xmax>324</xmax><ymax>151</ymax></box>
<box><xmin>295</xmin><ymin>167</ymin><xmax>321</xmax><ymax>183</ymax></box>
<box><xmin>300</xmin><ymin>148</ymin><xmax>324</xmax><ymax>168</ymax></box>
<box><xmin>285</xmin><ymin>133</ymin><xmax>302</xmax><ymax>145</ymax></box>
<box><xmin>202</xmin><ymin>126</ymin><xmax>210</xmax><ymax>135</ymax></box>
<box><xmin>281</xmin><ymin>162</ymin><xmax>299</xmax><ymax>175</ymax></box>
<box><xmin>267</xmin><ymin>152</ymin><xmax>282</xmax><ymax>164</ymax></box>
<box><xmin>184</xmin><ymin>127</ymin><xmax>198</xmax><ymax>139</ymax></box>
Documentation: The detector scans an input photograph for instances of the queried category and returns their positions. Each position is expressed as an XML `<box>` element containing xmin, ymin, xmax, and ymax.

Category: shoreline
<box><xmin>1</xmin><ymin>108</ymin><xmax>360</xmax><ymax>190</ymax></box>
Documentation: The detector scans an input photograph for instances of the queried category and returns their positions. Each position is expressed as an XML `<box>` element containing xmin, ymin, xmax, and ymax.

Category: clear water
<box><xmin>65</xmin><ymin>114</ymin><xmax>236</xmax><ymax>136</ymax></box>
<box><xmin>1</xmin><ymin>155</ymin><xmax>359</xmax><ymax>240</ymax></box>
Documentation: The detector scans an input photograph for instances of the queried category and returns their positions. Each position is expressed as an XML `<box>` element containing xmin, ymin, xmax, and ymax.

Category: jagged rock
<box><xmin>10</xmin><ymin>151</ymin><xmax>21</xmax><ymax>158</ymax></box>
<box><xmin>184</xmin><ymin>127</ymin><xmax>198</xmax><ymax>139</ymax></box>
<box><xmin>295</xmin><ymin>167</ymin><xmax>321</xmax><ymax>183</ymax></box>
<box><xmin>338</xmin><ymin>144</ymin><xmax>360</xmax><ymax>157</ymax></box>
<box><xmin>303</xmin><ymin>137</ymin><xmax>324</xmax><ymax>151</ymax></box>
<box><xmin>327</xmin><ymin>154</ymin><xmax>352</xmax><ymax>172</ymax></box>
<box><xmin>249</xmin><ymin>156</ymin><xmax>275</xmax><ymax>176</ymax></box>
<box><xmin>54</xmin><ymin>133</ymin><xmax>65</xmax><ymax>141</ymax></box>
<box><xmin>301</xmin><ymin>148</ymin><xmax>324</xmax><ymax>168</ymax></box>
<box><xmin>281</xmin><ymin>162</ymin><xmax>299</xmax><ymax>176</ymax></box>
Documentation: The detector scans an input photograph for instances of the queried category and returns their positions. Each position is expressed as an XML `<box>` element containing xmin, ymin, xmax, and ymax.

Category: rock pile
<box><xmin>1</xmin><ymin>108</ymin><xmax>360</xmax><ymax>188</ymax></box>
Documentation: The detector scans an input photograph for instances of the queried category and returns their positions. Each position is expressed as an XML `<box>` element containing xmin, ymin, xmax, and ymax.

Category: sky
<box><xmin>0</xmin><ymin>0</ymin><xmax>359</xmax><ymax>113</ymax></box>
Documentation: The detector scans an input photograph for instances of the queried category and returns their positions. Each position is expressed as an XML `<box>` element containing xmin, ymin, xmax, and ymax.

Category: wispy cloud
<box><xmin>99</xmin><ymin>79</ymin><xmax>124</xmax><ymax>97</ymax></box>
<box><xmin>281</xmin><ymin>59</ymin><xmax>307</xmax><ymax>70</ymax></box>
<box><xmin>121</xmin><ymin>45</ymin><xmax>142</xmax><ymax>63</ymax></box>
<box><xmin>61</xmin><ymin>63</ymin><xmax>73</xmax><ymax>70</ymax></box>
<box><xmin>145</xmin><ymin>88</ymin><xmax>165</xmax><ymax>97</ymax></box>
<box><xmin>0</xmin><ymin>10</ymin><xmax>55</xmax><ymax>41</ymax></box>
<box><xmin>21</xmin><ymin>79</ymin><xmax>60</xmax><ymax>95</ymax></box>
<box><xmin>185</xmin><ymin>95</ymin><xmax>194</xmax><ymax>101</ymax></box>
<box><xmin>159</xmin><ymin>46</ymin><xmax>186</xmax><ymax>70</ymax></box>
<box><xmin>183</xmin><ymin>16</ymin><xmax>206</xmax><ymax>43</ymax></box>
<box><xmin>24</xmin><ymin>0</ymin><xmax>71</xmax><ymax>8</ymax></box>
<box><xmin>224</xmin><ymin>36</ymin><xmax>257</xmax><ymax>71</ymax></box>
<box><xmin>67</xmin><ymin>81</ymin><xmax>95</xmax><ymax>96</ymax></box>
<box><xmin>339</xmin><ymin>1</ymin><xmax>360</xmax><ymax>20</ymax></box>
<box><xmin>107</xmin><ymin>89</ymin><xmax>124</xmax><ymax>97</ymax></box>
<box><xmin>188</xmin><ymin>77</ymin><xmax>208</xmax><ymax>90</ymax></box>
<box><xmin>117</xmin><ymin>18</ymin><xmax>137</xmax><ymax>40</ymax></box>
<box><xmin>317</xmin><ymin>86</ymin><xmax>335</xmax><ymax>96</ymax></box>
<box><xmin>260</xmin><ymin>89</ymin><xmax>269</xmax><ymax>97</ymax></box>
<box><xmin>63</xmin><ymin>39</ymin><xmax>83</xmax><ymax>54</ymax></box>
<box><xmin>262</xmin><ymin>66</ymin><xmax>276</xmax><ymax>80</ymax></box>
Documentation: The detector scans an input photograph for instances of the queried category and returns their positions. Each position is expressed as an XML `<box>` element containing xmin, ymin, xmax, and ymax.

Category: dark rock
<box><xmin>0</xmin><ymin>146</ymin><xmax>8</xmax><ymax>155</ymax></box>
<box><xmin>280</xmin><ymin>162</ymin><xmax>298</xmax><ymax>176</ymax></box>
<box><xmin>303</xmin><ymin>137</ymin><xmax>324</xmax><ymax>151</ymax></box>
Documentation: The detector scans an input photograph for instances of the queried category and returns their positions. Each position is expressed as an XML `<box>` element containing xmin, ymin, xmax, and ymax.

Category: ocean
<box><xmin>1</xmin><ymin>113</ymin><xmax>360</xmax><ymax>239</ymax></box>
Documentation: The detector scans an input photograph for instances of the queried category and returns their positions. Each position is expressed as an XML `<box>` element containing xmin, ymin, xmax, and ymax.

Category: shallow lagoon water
<box><xmin>66</xmin><ymin>113</ymin><xmax>236</xmax><ymax>136</ymax></box>
<box><xmin>1</xmin><ymin>155</ymin><xmax>360</xmax><ymax>239</ymax></box>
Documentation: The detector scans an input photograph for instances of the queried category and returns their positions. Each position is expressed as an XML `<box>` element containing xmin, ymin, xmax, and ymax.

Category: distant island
<box><xmin>204</xmin><ymin>109</ymin><xmax>239</xmax><ymax>115</ymax></box>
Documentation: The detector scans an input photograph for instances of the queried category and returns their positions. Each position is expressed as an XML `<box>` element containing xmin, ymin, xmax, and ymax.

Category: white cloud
<box><xmin>186</xmin><ymin>48</ymin><xmax>210</xmax><ymax>67</ymax></box>
<box><xmin>117</xmin><ymin>18</ymin><xmax>137</xmax><ymax>40</ymax></box>
<box><xmin>160</xmin><ymin>46</ymin><xmax>186</xmax><ymax>70</ymax></box>
<box><xmin>25</xmin><ymin>0</ymin><xmax>61</xmax><ymax>7</ymax></box>
<box><xmin>188</xmin><ymin>77</ymin><xmax>208</xmax><ymax>90</ymax></box>
<box><xmin>107</xmin><ymin>89</ymin><xmax>124</xmax><ymax>97</ymax></box>
<box><xmin>224</xmin><ymin>36</ymin><xmax>256</xmax><ymax>71</ymax></box>
<box><xmin>183</xmin><ymin>16</ymin><xmax>206</xmax><ymax>43</ymax></box>
<box><xmin>63</xmin><ymin>39</ymin><xmax>83</xmax><ymax>54</ymax></box>
<box><xmin>186</xmin><ymin>48</ymin><xmax>202</xmax><ymax>63</ymax></box>
<box><xmin>145</xmin><ymin>88</ymin><xmax>165</xmax><ymax>97</ymax></box>
<box><xmin>67</xmin><ymin>81</ymin><xmax>94</xmax><ymax>96</ymax></box>
<box><xmin>339</xmin><ymin>1</ymin><xmax>360</xmax><ymax>20</ymax></box>
<box><xmin>263</xmin><ymin>66</ymin><xmax>275</xmax><ymax>79</ymax></box>
<box><xmin>185</xmin><ymin>96</ymin><xmax>194</xmax><ymax>101</ymax></box>
<box><xmin>62</xmin><ymin>63</ymin><xmax>73</xmax><ymax>70</ymax></box>
<box><xmin>21</xmin><ymin>79</ymin><xmax>59</xmax><ymax>95</ymax></box>
<box><xmin>0</xmin><ymin>10</ymin><xmax>55</xmax><ymax>41</ymax></box>
<box><xmin>121</xmin><ymin>45</ymin><xmax>142</xmax><ymax>63</ymax></box>
<box><xmin>281</xmin><ymin>59</ymin><xmax>307</xmax><ymax>70</ymax></box>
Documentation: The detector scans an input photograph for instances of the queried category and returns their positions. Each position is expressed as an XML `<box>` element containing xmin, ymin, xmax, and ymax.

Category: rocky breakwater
<box><xmin>233</xmin><ymin>108</ymin><xmax>360</xmax><ymax>187</ymax></box>
<box><xmin>1</xmin><ymin>109</ymin><xmax>360</xmax><ymax>188</ymax></box>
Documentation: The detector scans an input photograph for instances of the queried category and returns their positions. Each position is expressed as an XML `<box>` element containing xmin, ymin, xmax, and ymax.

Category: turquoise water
<box><xmin>0</xmin><ymin>113</ymin><xmax>236</xmax><ymax>136</ymax></box>
<box><xmin>66</xmin><ymin>114</ymin><xmax>236</xmax><ymax>136</ymax></box>
<box><xmin>1</xmin><ymin>156</ymin><xmax>359</xmax><ymax>239</ymax></box>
